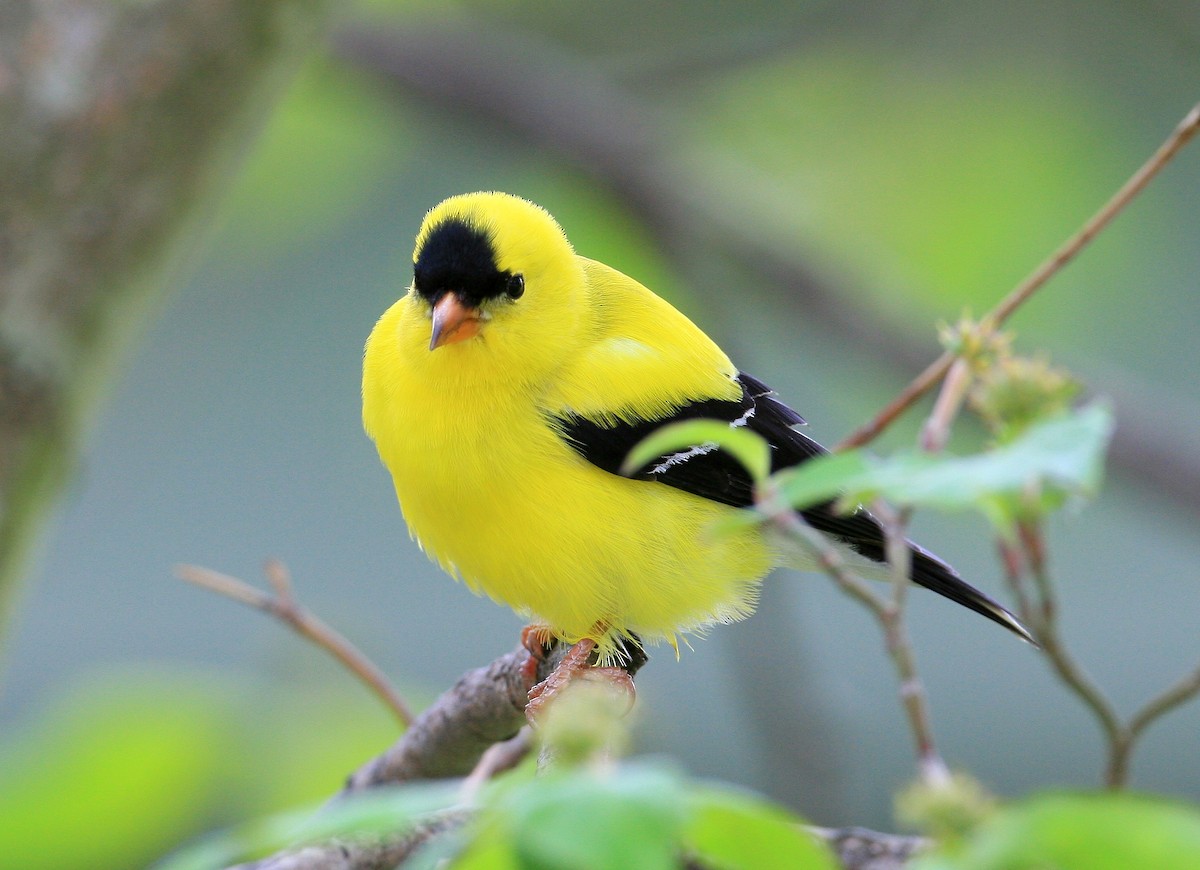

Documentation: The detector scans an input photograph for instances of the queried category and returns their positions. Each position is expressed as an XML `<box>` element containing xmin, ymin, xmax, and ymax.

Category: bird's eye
<box><xmin>506</xmin><ymin>274</ymin><xmax>525</xmax><ymax>299</ymax></box>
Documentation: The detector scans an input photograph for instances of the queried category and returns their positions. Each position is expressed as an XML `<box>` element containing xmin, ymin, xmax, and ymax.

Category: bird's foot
<box><xmin>574</xmin><ymin>665</ymin><xmax>637</xmax><ymax>714</ymax></box>
<box><xmin>519</xmin><ymin>623</ymin><xmax>556</xmax><ymax>683</ymax></box>
<box><xmin>520</xmin><ymin>623</ymin><xmax>556</xmax><ymax>658</ymax></box>
<box><xmin>525</xmin><ymin>638</ymin><xmax>637</xmax><ymax>723</ymax></box>
<box><xmin>526</xmin><ymin>637</ymin><xmax>595</xmax><ymax>721</ymax></box>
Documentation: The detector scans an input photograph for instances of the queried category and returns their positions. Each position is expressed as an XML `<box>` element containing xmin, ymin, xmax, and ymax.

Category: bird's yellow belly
<box><xmin>384</xmin><ymin>405</ymin><xmax>772</xmax><ymax>649</ymax></box>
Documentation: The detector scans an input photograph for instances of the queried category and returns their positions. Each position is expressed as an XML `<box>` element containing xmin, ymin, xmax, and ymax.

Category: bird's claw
<box><xmin>525</xmin><ymin>637</ymin><xmax>638</xmax><ymax>722</ymax></box>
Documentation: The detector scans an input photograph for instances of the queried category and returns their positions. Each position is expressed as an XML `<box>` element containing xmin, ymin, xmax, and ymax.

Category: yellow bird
<box><xmin>363</xmin><ymin>192</ymin><xmax>1030</xmax><ymax>675</ymax></box>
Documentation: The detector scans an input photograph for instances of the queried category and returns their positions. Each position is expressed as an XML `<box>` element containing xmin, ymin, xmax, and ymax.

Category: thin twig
<box><xmin>996</xmin><ymin>539</ymin><xmax>1035</xmax><ymax>639</ymax></box>
<box><xmin>919</xmin><ymin>357</ymin><xmax>973</xmax><ymax>453</ymax></box>
<box><xmin>762</xmin><ymin>491</ymin><xmax>888</xmax><ymax>620</ymax></box>
<box><xmin>759</xmin><ymin>484</ymin><xmax>948</xmax><ymax>783</ymax></box>
<box><xmin>175</xmin><ymin>562</ymin><xmax>414</xmax><ymax>728</ymax></box>
<box><xmin>879</xmin><ymin>503</ymin><xmax>915</xmax><ymax>611</ymax></box>
<box><xmin>839</xmin><ymin>101</ymin><xmax>1200</xmax><ymax>451</ymax></box>
<box><xmin>1003</xmin><ymin>522</ymin><xmax>1200</xmax><ymax>788</ymax></box>
<box><xmin>1018</xmin><ymin>520</ymin><xmax>1054</xmax><ymax>627</ymax></box>
<box><xmin>1021</xmin><ymin>527</ymin><xmax>1123</xmax><ymax>748</ymax></box>
<box><xmin>1107</xmin><ymin>662</ymin><xmax>1200</xmax><ymax>787</ymax></box>
<box><xmin>1030</xmin><ymin>611</ymin><xmax>1124</xmax><ymax>751</ymax></box>
<box><xmin>876</xmin><ymin>502</ymin><xmax>948</xmax><ymax>786</ymax></box>
<box><xmin>1126</xmin><ymin>663</ymin><xmax>1200</xmax><ymax>745</ymax></box>
<box><xmin>1007</xmin><ymin>526</ymin><xmax>1126</xmax><ymax>786</ymax></box>
<box><xmin>264</xmin><ymin>558</ymin><xmax>295</xmax><ymax>606</ymax></box>
<box><xmin>459</xmin><ymin>727</ymin><xmax>535</xmax><ymax>804</ymax></box>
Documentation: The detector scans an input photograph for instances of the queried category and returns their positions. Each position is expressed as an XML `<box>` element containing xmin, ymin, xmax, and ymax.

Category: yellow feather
<box><xmin>363</xmin><ymin>192</ymin><xmax>774</xmax><ymax>656</ymax></box>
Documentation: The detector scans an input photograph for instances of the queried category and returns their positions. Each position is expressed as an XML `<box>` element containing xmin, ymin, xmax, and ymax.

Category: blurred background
<box><xmin>2</xmin><ymin>1</ymin><xmax>1198</xmax><ymax>867</ymax></box>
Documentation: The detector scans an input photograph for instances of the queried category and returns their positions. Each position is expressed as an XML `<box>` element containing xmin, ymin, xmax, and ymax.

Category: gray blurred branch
<box><xmin>332</xmin><ymin>18</ymin><xmax>1200</xmax><ymax>512</ymax></box>
<box><xmin>341</xmin><ymin>647</ymin><xmax>538</xmax><ymax>793</ymax></box>
<box><xmin>0</xmin><ymin>0</ymin><xmax>329</xmax><ymax>622</ymax></box>
<box><xmin>228</xmin><ymin>642</ymin><xmax>920</xmax><ymax>869</ymax></box>
<box><xmin>228</xmin><ymin>645</ymin><xmax>606</xmax><ymax>869</ymax></box>
<box><xmin>815</xmin><ymin>826</ymin><xmax>927</xmax><ymax>870</ymax></box>
<box><xmin>233</xmin><ymin>820</ymin><xmax>924</xmax><ymax>870</ymax></box>
<box><xmin>227</xmin><ymin>810</ymin><xmax>469</xmax><ymax>870</ymax></box>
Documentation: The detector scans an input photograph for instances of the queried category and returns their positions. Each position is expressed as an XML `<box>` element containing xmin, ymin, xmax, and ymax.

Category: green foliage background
<box><xmin>2</xmin><ymin>1</ymin><xmax>1198</xmax><ymax>867</ymax></box>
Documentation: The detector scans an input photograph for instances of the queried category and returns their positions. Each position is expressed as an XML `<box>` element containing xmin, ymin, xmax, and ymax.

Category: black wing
<box><xmin>553</xmin><ymin>372</ymin><xmax>1032</xmax><ymax>643</ymax></box>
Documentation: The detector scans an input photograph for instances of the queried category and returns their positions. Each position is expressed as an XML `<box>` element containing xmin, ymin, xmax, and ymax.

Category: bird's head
<box><xmin>406</xmin><ymin>192</ymin><xmax>586</xmax><ymax>376</ymax></box>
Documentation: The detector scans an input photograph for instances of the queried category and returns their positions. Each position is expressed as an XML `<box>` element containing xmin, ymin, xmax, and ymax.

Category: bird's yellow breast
<box><xmin>362</xmin><ymin>255</ymin><xmax>773</xmax><ymax>651</ymax></box>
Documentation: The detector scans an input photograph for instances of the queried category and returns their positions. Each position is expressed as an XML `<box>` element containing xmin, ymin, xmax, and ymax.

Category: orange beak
<box><xmin>429</xmin><ymin>292</ymin><xmax>482</xmax><ymax>350</ymax></box>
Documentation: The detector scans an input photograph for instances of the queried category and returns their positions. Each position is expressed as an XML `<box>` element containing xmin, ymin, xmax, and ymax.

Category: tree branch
<box><xmin>175</xmin><ymin>562</ymin><xmax>414</xmax><ymax>728</ymax></box>
<box><xmin>812</xmin><ymin>826</ymin><xmax>928</xmax><ymax>870</ymax></box>
<box><xmin>340</xmin><ymin>647</ymin><xmax>540</xmax><ymax>793</ymax></box>
<box><xmin>186</xmin><ymin>584</ymin><xmax>923</xmax><ymax>868</ymax></box>
<box><xmin>0</xmin><ymin>0</ymin><xmax>331</xmax><ymax>623</ymax></box>
<box><xmin>222</xmin><ymin>644</ymin><xmax>642</xmax><ymax>870</ymax></box>
<box><xmin>227</xmin><ymin>809</ymin><xmax>470</xmax><ymax>870</ymax></box>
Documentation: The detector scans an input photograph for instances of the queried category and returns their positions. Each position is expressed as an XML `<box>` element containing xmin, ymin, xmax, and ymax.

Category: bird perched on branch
<box><xmin>363</xmin><ymin>192</ymin><xmax>1031</xmax><ymax>705</ymax></box>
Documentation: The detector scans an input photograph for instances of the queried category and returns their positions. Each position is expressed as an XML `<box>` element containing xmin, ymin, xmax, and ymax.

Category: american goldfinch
<box><xmin>362</xmin><ymin>192</ymin><xmax>1031</xmax><ymax>670</ymax></box>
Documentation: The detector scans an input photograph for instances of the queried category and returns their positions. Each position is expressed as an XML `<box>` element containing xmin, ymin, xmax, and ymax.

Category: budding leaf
<box><xmin>622</xmin><ymin>420</ymin><xmax>772</xmax><ymax>486</ymax></box>
<box><xmin>774</xmin><ymin>402</ymin><xmax>1113</xmax><ymax>532</ymax></box>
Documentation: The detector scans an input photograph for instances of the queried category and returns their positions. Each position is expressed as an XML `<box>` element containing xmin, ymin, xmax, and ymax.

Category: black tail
<box><xmin>800</xmin><ymin>506</ymin><xmax>1036</xmax><ymax>644</ymax></box>
<box><xmin>909</xmin><ymin>545</ymin><xmax>1036</xmax><ymax>644</ymax></box>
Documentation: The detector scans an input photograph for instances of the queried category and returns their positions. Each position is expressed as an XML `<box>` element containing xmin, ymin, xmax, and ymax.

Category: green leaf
<box><xmin>403</xmin><ymin>825</ymin><xmax>477</xmax><ymax>870</ymax></box>
<box><xmin>159</xmin><ymin>783</ymin><xmax>461</xmax><ymax>870</ymax></box>
<box><xmin>775</xmin><ymin>403</ymin><xmax>1113</xmax><ymax>529</ymax></box>
<box><xmin>449</xmin><ymin>832</ymin><xmax>521</xmax><ymax>870</ymax></box>
<box><xmin>914</xmin><ymin>791</ymin><xmax>1200</xmax><ymax>870</ymax></box>
<box><xmin>506</xmin><ymin>763</ymin><xmax>686</xmax><ymax>870</ymax></box>
<box><xmin>685</xmin><ymin>786</ymin><xmax>839</xmax><ymax>870</ymax></box>
<box><xmin>769</xmin><ymin>449</ymin><xmax>873</xmax><ymax>512</ymax></box>
<box><xmin>621</xmin><ymin>420</ymin><xmax>772</xmax><ymax>485</ymax></box>
<box><xmin>0</xmin><ymin>673</ymin><xmax>232</xmax><ymax>870</ymax></box>
<box><xmin>262</xmin><ymin>783</ymin><xmax>461</xmax><ymax>845</ymax></box>
<box><xmin>859</xmin><ymin>402</ymin><xmax>1110</xmax><ymax>518</ymax></box>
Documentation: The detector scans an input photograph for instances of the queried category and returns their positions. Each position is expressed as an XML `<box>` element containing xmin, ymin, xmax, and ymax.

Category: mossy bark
<box><xmin>0</xmin><ymin>0</ymin><xmax>330</xmax><ymax>627</ymax></box>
